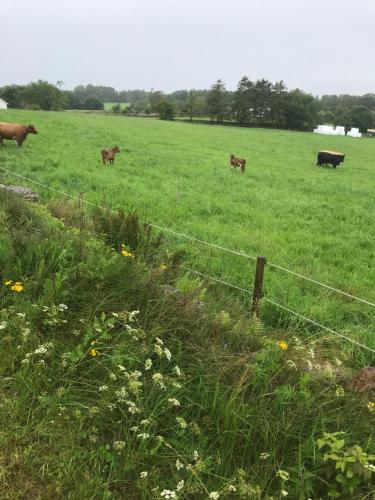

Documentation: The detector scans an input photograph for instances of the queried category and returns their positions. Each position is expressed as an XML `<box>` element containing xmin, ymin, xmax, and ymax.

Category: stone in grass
<box><xmin>0</xmin><ymin>184</ymin><xmax>39</xmax><ymax>202</ymax></box>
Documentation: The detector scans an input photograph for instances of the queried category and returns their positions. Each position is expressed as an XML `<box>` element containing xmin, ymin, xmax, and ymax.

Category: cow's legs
<box><xmin>17</xmin><ymin>139</ymin><xmax>23</xmax><ymax>147</ymax></box>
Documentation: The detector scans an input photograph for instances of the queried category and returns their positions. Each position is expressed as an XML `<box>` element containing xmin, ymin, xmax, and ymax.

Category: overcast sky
<box><xmin>2</xmin><ymin>0</ymin><xmax>374</xmax><ymax>95</ymax></box>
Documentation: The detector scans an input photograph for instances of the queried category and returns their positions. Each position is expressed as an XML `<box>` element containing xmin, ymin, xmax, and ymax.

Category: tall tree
<box><xmin>206</xmin><ymin>79</ymin><xmax>228</xmax><ymax>122</ymax></box>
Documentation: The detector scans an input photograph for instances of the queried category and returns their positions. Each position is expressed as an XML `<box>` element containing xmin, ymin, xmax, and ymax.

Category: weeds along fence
<box><xmin>1</xmin><ymin>165</ymin><xmax>375</xmax><ymax>356</ymax></box>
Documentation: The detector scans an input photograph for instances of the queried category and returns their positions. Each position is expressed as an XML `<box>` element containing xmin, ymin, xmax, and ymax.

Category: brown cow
<box><xmin>101</xmin><ymin>145</ymin><xmax>120</xmax><ymax>165</ymax></box>
<box><xmin>229</xmin><ymin>154</ymin><xmax>246</xmax><ymax>173</ymax></box>
<box><xmin>0</xmin><ymin>122</ymin><xmax>38</xmax><ymax>147</ymax></box>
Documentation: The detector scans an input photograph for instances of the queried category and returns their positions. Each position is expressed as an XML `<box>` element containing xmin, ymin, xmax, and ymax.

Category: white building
<box><xmin>0</xmin><ymin>98</ymin><xmax>8</xmax><ymax>110</ymax></box>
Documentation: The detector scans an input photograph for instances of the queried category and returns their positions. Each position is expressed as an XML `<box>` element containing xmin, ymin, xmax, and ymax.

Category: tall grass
<box><xmin>0</xmin><ymin>193</ymin><xmax>374</xmax><ymax>498</ymax></box>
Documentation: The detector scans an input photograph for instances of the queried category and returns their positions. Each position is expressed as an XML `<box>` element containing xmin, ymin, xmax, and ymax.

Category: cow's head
<box><xmin>27</xmin><ymin>124</ymin><xmax>38</xmax><ymax>134</ymax></box>
<box><xmin>114</xmin><ymin>145</ymin><xmax>120</xmax><ymax>153</ymax></box>
<box><xmin>341</xmin><ymin>155</ymin><xmax>345</xmax><ymax>162</ymax></box>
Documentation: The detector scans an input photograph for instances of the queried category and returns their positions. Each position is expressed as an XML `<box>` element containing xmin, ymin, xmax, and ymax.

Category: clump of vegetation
<box><xmin>0</xmin><ymin>192</ymin><xmax>374</xmax><ymax>498</ymax></box>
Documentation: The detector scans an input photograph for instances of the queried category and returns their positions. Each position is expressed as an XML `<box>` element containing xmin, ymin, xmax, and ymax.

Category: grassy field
<box><xmin>104</xmin><ymin>102</ymin><xmax>129</xmax><ymax>111</ymax></box>
<box><xmin>0</xmin><ymin>109</ymin><xmax>374</xmax><ymax>354</ymax></box>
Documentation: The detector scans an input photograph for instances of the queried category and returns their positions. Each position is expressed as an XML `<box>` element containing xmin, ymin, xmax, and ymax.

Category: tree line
<box><xmin>1</xmin><ymin>79</ymin><xmax>375</xmax><ymax>132</ymax></box>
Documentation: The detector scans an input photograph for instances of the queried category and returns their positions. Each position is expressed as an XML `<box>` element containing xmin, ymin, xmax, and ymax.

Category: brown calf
<box><xmin>0</xmin><ymin>122</ymin><xmax>38</xmax><ymax>147</ymax></box>
<box><xmin>229</xmin><ymin>154</ymin><xmax>246</xmax><ymax>173</ymax></box>
<box><xmin>101</xmin><ymin>145</ymin><xmax>120</xmax><ymax>165</ymax></box>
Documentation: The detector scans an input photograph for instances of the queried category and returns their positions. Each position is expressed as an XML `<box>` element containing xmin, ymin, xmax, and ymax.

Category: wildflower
<box><xmin>140</xmin><ymin>471</ymin><xmax>148</xmax><ymax>478</ymax></box>
<box><xmin>109</xmin><ymin>372</ymin><xmax>117</xmax><ymax>380</ymax></box>
<box><xmin>286</xmin><ymin>359</ymin><xmax>297</xmax><ymax>370</ymax></box>
<box><xmin>90</xmin><ymin>348</ymin><xmax>98</xmax><ymax>357</ymax></box>
<box><xmin>137</xmin><ymin>432</ymin><xmax>150</xmax><ymax>440</ymax></box>
<box><xmin>176</xmin><ymin>480</ymin><xmax>184</xmax><ymax>491</ymax></box>
<box><xmin>156</xmin><ymin>337</ymin><xmax>164</xmax><ymax>345</ymax></box>
<box><xmin>364</xmin><ymin>462</ymin><xmax>375</xmax><ymax>472</ymax></box>
<box><xmin>152</xmin><ymin>373</ymin><xmax>166</xmax><ymax>390</ymax></box>
<box><xmin>140</xmin><ymin>419</ymin><xmax>150</xmax><ymax>425</ymax></box>
<box><xmin>4</xmin><ymin>280</ymin><xmax>13</xmax><ymax>286</ymax></box>
<box><xmin>173</xmin><ymin>365</ymin><xmax>181</xmax><ymax>377</ymax></box>
<box><xmin>281</xmin><ymin>491</ymin><xmax>288</xmax><ymax>497</ymax></box>
<box><xmin>160</xmin><ymin>490</ymin><xmax>176</xmax><ymax>499</ymax></box>
<box><xmin>11</xmin><ymin>282</ymin><xmax>24</xmax><ymax>292</ymax></box>
<box><xmin>115</xmin><ymin>386</ymin><xmax>128</xmax><ymax>402</ymax></box>
<box><xmin>128</xmin><ymin>310</ymin><xmax>139</xmax><ymax>322</ymax></box>
<box><xmin>193</xmin><ymin>450</ymin><xmax>199</xmax><ymax>461</ymax></box>
<box><xmin>154</xmin><ymin>344</ymin><xmax>163</xmax><ymax>357</ymax></box>
<box><xmin>121</xmin><ymin>249</ymin><xmax>133</xmax><ymax>257</ymax></box>
<box><xmin>113</xmin><ymin>440</ymin><xmax>126</xmax><ymax>451</ymax></box>
<box><xmin>276</xmin><ymin>470</ymin><xmax>290</xmax><ymax>481</ymax></box>
<box><xmin>176</xmin><ymin>417</ymin><xmax>187</xmax><ymax>429</ymax></box>
<box><xmin>126</xmin><ymin>401</ymin><xmax>140</xmax><ymax>414</ymax></box>
<box><xmin>228</xmin><ymin>485</ymin><xmax>236</xmax><ymax>493</ymax></box>
<box><xmin>129</xmin><ymin>370</ymin><xmax>142</xmax><ymax>380</ymax></box>
<box><xmin>145</xmin><ymin>358</ymin><xmax>152</xmax><ymax>370</ymax></box>
<box><xmin>209</xmin><ymin>492</ymin><xmax>220</xmax><ymax>499</ymax></box>
<box><xmin>335</xmin><ymin>386</ymin><xmax>345</xmax><ymax>397</ymax></box>
<box><xmin>99</xmin><ymin>385</ymin><xmax>109</xmax><ymax>392</ymax></box>
<box><xmin>34</xmin><ymin>344</ymin><xmax>52</xmax><ymax>355</ymax></box>
<box><xmin>91</xmin><ymin>340</ymin><xmax>97</xmax><ymax>345</ymax></box>
<box><xmin>260</xmin><ymin>452</ymin><xmax>270</xmax><ymax>460</ymax></box>
<box><xmin>0</xmin><ymin>321</ymin><xmax>7</xmax><ymax>330</ymax></box>
<box><xmin>118</xmin><ymin>365</ymin><xmax>127</xmax><ymax>371</ymax></box>
<box><xmin>168</xmin><ymin>398</ymin><xmax>180</xmax><ymax>407</ymax></box>
<box><xmin>58</xmin><ymin>303</ymin><xmax>68</xmax><ymax>311</ymax></box>
<box><xmin>17</xmin><ymin>312</ymin><xmax>26</xmax><ymax>319</ymax></box>
<box><xmin>172</xmin><ymin>382</ymin><xmax>182</xmax><ymax>389</ymax></box>
<box><xmin>367</xmin><ymin>402</ymin><xmax>375</xmax><ymax>413</ymax></box>
<box><xmin>278</xmin><ymin>341</ymin><xmax>288</xmax><ymax>351</ymax></box>
<box><xmin>175</xmin><ymin>459</ymin><xmax>184</xmax><ymax>470</ymax></box>
<box><xmin>164</xmin><ymin>348</ymin><xmax>172</xmax><ymax>362</ymax></box>
<box><xmin>21</xmin><ymin>328</ymin><xmax>30</xmax><ymax>339</ymax></box>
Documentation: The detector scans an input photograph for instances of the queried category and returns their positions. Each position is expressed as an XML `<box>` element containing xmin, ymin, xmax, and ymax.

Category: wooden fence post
<box><xmin>251</xmin><ymin>256</ymin><xmax>266</xmax><ymax>318</ymax></box>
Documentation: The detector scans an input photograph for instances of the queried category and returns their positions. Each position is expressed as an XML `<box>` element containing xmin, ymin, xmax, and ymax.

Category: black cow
<box><xmin>317</xmin><ymin>151</ymin><xmax>345</xmax><ymax>168</ymax></box>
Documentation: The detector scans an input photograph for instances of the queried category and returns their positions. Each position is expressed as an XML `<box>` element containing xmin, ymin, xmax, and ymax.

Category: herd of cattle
<box><xmin>0</xmin><ymin>121</ymin><xmax>347</xmax><ymax>170</ymax></box>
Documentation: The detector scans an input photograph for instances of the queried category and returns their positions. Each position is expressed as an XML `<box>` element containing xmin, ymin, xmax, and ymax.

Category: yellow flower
<box><xmin>121</xmin><ymin>250</ymin><xmax>133</xmax><ymax>257</ymax></box>
<box><xmin>11</xmin><ymin>283</ymin><xmax>24</xmax><ymax>293</ymax></box>
<box><xmin>4</xmin><ymin>280</ymin><xmax>13</xmax><ymax>286</ymax></box>
<box><xmin>91</xmin><ymin>340</ymin><xmax>97</xmax><ymax>346</ymax></box>
<box><xmin>367</xmin><ymin>402</ymin><xmax>375</xmax><ymax>413</ymax></box>
<box><xmin>159</xmin><ymin>264</ymin><xmax>167</xmax><ymax>270</ymax></box>
<box><xmin>90</xmin><ymin>348</ymin><xmax>99</xmax><ymax>357</ymax></box>
<box><xmin>278</xmin><ymin>340</ymin><xmax>288</xmax><ymax>351</ymax></box>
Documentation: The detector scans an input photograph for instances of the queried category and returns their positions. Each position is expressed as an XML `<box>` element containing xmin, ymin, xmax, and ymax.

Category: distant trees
<box><xmin>83</xmin><ymin>97</ymin><xmax>104</xmax><ymax>110</ymax></box>
<box><xmin>1</xmin><ymin>77</ymin><xmax>374</xmax><ymax>132</ymax></box>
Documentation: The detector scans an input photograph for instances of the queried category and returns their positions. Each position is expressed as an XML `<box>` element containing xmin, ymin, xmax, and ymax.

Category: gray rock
<box><xmin>0</xmin><ymin>184</ymin><xmax>39</xmax><ymax>202</ymax></box>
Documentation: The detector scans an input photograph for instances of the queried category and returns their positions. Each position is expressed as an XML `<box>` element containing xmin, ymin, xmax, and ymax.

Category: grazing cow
<box><xmin>317</xmin><ymin>150</ymin><xmax>345</xmax><ymax>168</ymax></box>
<box><xmin>0</xmin><ymin>122</ymin><xmax>38</xmax><ymax>147</ymax></box>
<box><xmin>101</xmin><ymin>145</ymin><xmax>120</xmax><ymax>165</ymax></box>
<box><xmin>230</xmin><ymin>154</ymin><xmax>246</xmax><ymax>173</ymax></box>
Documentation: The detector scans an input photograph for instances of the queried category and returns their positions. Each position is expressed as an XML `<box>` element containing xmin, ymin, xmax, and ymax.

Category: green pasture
<box><xmin>104</xmin><ymin>102</ymin><xmax>129</xmax><ymax>111</ymax></box>
<box><xmin>0</xmin><ymin>109</ymin><xmax>374</xmax><ymax>353</ymax></box>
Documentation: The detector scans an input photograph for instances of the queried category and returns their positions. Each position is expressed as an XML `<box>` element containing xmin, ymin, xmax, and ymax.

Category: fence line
<box><xmin>181</xmin><ymin>266</ymin><xmax>374</xmax><ymax>354</ymax></box>
<box><xmin>263</xmin><ymin>297</ymin><xmax>375</xmax><ymax>353</ymax></box>
<box><xmin>266</xmin><ymin>261</ymin><xmax>375</xmax><ymax>308</ymax></box>
<box><xmin>1</xmin><ymin>164</ymin><xmax>375</xmax><ymax>323</ymax></box>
